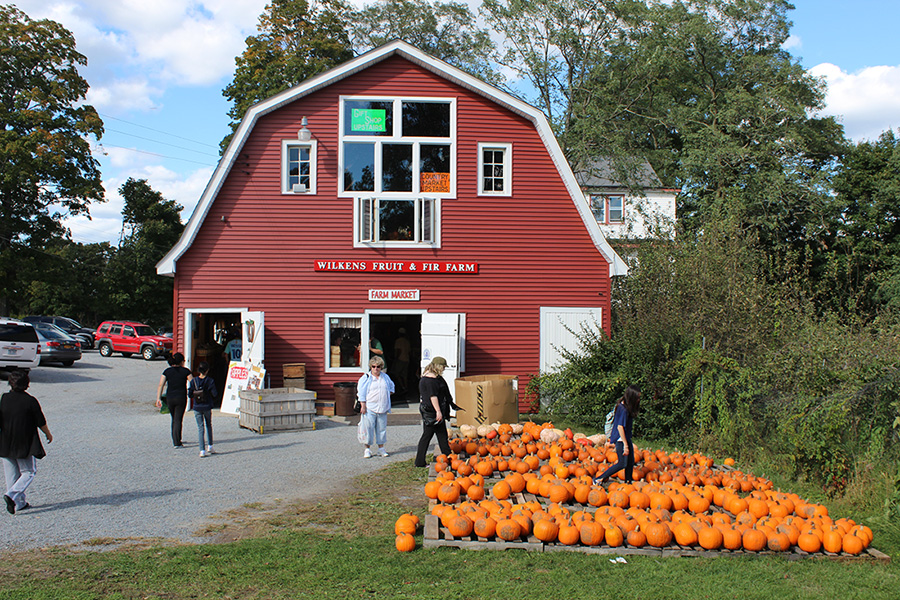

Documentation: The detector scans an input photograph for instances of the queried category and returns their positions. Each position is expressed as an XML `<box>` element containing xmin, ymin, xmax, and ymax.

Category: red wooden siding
<box><xmin>173</xmin><ymin>55</ymin><xmax>611</xmax><ymax>411</ymax></box>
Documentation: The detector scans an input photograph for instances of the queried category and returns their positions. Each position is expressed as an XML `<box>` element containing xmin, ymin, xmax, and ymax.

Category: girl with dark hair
<box><xmin>156</xmin><ymin>352</ymin><xmax>192</xmax><ymax>448</ymax></box>
<box><xmin>594</xmin><ymin>385</ymin><xmax>641</xmax><ymax>485</ymax></box>
<box><xmin>190</xmin><ymin>361</ymin><xmax>217</xmax><ymax>458</ymax></box>
<box><xmin>0</xmin><ymin>370</ymin><xmax>53</xmax><ymax>514</ymax></box>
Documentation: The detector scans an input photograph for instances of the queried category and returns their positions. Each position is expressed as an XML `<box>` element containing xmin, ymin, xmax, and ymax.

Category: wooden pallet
<box><xmin>423</xmin><ymin>515</ymin><xmax>544</xmax><ymax>551</ymax></box>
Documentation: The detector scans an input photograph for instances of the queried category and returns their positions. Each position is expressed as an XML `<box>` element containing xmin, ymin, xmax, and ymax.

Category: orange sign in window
<box><xmin>421</xmin><ymin>172</ymin><xmax>450</xmax><ymax>193</ymax></box>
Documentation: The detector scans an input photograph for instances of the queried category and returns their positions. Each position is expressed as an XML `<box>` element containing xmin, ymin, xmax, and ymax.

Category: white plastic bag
<box><xmin>357</xmin><ymin>416</ymin><xmax>368</xmax><ymax>445</ymax></box>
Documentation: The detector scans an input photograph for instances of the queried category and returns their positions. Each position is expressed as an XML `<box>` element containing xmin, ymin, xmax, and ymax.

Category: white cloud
<box><xmin>810</xmin><ymin>62</ymin><xmax>900</xmax><ymax>141</ymax></box>
<box><xmin>783</xmin><ymin>34</ymin><xmax>801</xmax><ymax>51</ymax></box>
<box><xmin>87</xmin><ymin>79</ymin><xmax>162</xmax><ymax>114</ymax></box>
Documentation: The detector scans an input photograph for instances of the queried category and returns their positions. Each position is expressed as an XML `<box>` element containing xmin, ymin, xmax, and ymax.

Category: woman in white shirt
<box><xmin>357</xmin><ymin>355</ymin><xmax>395</xmax><ymax>458</ymax></box>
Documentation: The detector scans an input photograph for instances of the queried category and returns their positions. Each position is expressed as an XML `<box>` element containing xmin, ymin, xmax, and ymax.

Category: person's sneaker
<box><xmin>363</xmin><ymin>448</ymin><xmax>372</xmax><ymax>459</ymax></box>
<box><xmin>199</xmin><ymin>450</ymin><xmax>208</xmax><ymax>458</ymax></box>
<box><xmin>378</xmin><ymin>448</ymin><xmax>389</xmax><ymax>457</ymax></box>
<box><xmin>206</xmin><ymin>445</ymin><xmax>215</xmax><ymax>454</ymax></box>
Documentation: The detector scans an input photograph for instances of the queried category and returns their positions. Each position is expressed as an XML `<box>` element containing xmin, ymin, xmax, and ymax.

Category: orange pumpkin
<box><xmin>797</xmin><ymin>532</ymin><xmax>822</xmax><ymax>553</ymax></box>
<box><xmin>720</xmin><ymin>527</ymin><xmax>743</xmax><ymax>550</ymax></box>
<box><xmin>644</xmin><ymin>522</ymin><xmax>673</xmax><ymax>548</ymax></box>
<box><xmin>533</xmin><ymin>518</ymin><xmax>560</xmax><ymax>543</ymax></box>
<box><xmin>496</xmin><ymin>518</ymin><xmax>522</xmax><ymax>541</ymax></box>
<box><xmin>558</xmin><ymin>524</ymin><xmax>581</xmax><ymax>545</ymax></box>
<box><xmin>673</xmin><ymin>522</ymin><xmax>698</xmax><ymax>547</ymax></box>
<box><xmin>580</xmin><ymin>521</ymin><xmax>605</xmax><ymax>546</ymax></box>
<box><xmin>697</xmin><ymin>526</ymin><xmax>723</xmax><ymax>550</ymax></box>
<box><xmin>626</xmin><ymin>529</ymin><xmax>647</xmax><ymax>548</ymax></box>
<box><xmin>491</xmin><ymin>480</ymin><xmax>512</xmax><ymax>501</ymax></box>
<box><xmin>842</xmin><ymin>533</ymin><xmax>865</xmax><ymax>555</ymax></box>
<box><xmin>395</xmin><ymin>532</ymin><xmax>416</xmax><ymax>552</ymax></box>
<box><xmin>605</xmin><ymin>524</ymin><xmax>625</xmax><ymax>547</ymax></box>
<box><xmin>742</xmin><ymin>528</ymin><xmax>767</xmax><ymax>552</ymax></box>
<box><xmin>474</xmin><ymin>517</ymin><xmax>498</xmax><ymax>539</ymax></box>
<box><xmin>438</xmin><ymin>482</ymin><xmax>461</xmax><ymax>504</ymax></box>
<box><xmin>395</xmin><ymin>515</ymin><xmax>417</xmax><ymax>535</ymax></box>
<box><xmin>767</xmin><ymin>532</ymin><xmax>791</xmax><ymax>552</ymax></box>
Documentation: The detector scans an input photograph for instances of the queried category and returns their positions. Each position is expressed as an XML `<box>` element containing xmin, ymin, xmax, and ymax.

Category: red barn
<box><xmin>157</xmin><ymin>41</ymin><xmax>627</xmax><ymax>412</ymax></box>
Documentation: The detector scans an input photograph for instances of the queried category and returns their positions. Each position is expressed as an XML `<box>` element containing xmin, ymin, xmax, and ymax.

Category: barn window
<box><xmin>326</xmin><ymin>314</ymin><xmax>362</xmax><ymax>372</ymax></box>
<box><xmin>478</xmin><ymin>143</ymin><xmax>511</xmax><ymax>196</ymax></box>
<box><xmin>341</xmin><ymin>96</ymin><xmax>454</xmax><ymax>248</ymax></box>
<box><xmin>281</xmin><ymin>140</ymin><xmax>317</xmax><ymax>194</ymax></box>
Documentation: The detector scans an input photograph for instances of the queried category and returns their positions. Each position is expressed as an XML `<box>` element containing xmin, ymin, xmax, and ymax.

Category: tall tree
<box><xmin>350</xmin><ymin>0</ymin><xmax>501</xmax><ymax>86</ymax></box>
<box><xmin>0</xmin><ymin>5</ymin><xmax>104</xmax><ymax>315</ymax></box>
<box><xmin>221</xmin><ymin>0</ymin><xmax>353</xmax><ymax>151</ymax></box>
<box><xmin>105</xmin><ymin>179</ymin><xmax>183</xmax><ymax>326</ymax></box>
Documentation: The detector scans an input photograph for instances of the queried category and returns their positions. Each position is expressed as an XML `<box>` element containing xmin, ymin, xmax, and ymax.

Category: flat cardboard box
<box><xmin>454</xmin><ymin>374</ymin><xmax>518</xmax><ymax>427</ymax></box>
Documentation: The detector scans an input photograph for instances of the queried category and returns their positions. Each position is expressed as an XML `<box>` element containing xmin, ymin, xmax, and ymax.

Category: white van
<box><xmin>0</xmin><ymin>318</ymin><xmax>40</xmax><ymax>373</ymax></box>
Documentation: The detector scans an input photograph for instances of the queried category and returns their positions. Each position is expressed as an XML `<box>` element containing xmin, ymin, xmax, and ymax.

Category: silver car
<box><xmin>33</xmin><ymin>322</ymin><xmax>82</xmax><ymax>367</ymax></box>
<box><xmin>0</xmin><ymin>318</ymin><xmax>40</xmax><ymax>373</ymax></box>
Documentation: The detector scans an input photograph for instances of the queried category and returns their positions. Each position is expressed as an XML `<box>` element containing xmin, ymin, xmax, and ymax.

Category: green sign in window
<box><xmin>351</xmin><ymin>108</ymin><xmax>387</xmax><ymax>132</ymax></box>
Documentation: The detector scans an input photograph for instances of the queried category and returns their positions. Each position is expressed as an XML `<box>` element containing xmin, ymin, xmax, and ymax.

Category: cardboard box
<box><xmin>454</xmin><ymin>375</ymin><xmax>519</xmax><ymax>427</ymax></box>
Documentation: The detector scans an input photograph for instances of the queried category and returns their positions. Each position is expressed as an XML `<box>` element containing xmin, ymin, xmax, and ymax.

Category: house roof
<box><xmin>575</xmin><ymin>157</ymin><xmax>664</xmax><ymax>189</ymax></box>
<box><xmin>157</xmin><ymin>40</ymin><xmax>628</xmax><ymax>277</ymax></box>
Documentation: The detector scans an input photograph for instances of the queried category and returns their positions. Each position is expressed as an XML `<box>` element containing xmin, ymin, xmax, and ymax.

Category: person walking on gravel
<box><xmin>0</xmin><ymin>370</ymin><xmax>53</xmax><ymax>514</ymax></box>
<box><xmin>156</xmin><ymin>352</ymin><xmax>192</xmax><ymax>448</ymax></box>
<box><xmin>190</xmin><ymin>362</ymin><xmax>217</xmax><ymax>458</ymax></box>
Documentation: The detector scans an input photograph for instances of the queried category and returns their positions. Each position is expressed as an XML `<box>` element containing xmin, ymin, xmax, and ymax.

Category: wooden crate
<box><xmin>283</xmin><ymin>363</ymin><xmax>306</xmax><ymax>379</ymax></box>
<box><xmin>239</xmin><ymin>388</ymin><xmax>316</xmax><ymax>434</ymax></box>
<box><xmin>283</xmin><ymin>376</ymin><xmax>306</xmax><ymax>389</ymax></box>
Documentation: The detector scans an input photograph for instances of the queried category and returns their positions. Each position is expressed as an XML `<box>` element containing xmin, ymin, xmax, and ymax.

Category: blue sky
<box><xmin>14</xmin><ymin>0</ymin><xmax>900</xmax><ymax>246</ymax></box>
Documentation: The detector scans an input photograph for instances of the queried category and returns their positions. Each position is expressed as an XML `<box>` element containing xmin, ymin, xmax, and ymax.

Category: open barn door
<box><xmin>420</xmin><ymin>312</ymin><xmax>464</xmax><ymax>401</ymax></box>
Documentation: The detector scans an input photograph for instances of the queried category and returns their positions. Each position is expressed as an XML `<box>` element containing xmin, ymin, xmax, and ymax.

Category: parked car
<box><xmin>23</xmin><ymin>316</ymin><xmax>95</xmax><ymax>349</ymax></box>
<box><xmin>33</xmin><ymin>322</ymin><xmax>82</xmax><ymax>367</ymax></box>
<box><xmin>0</xmin><ymin>317</ymin><xmax>40</xmax><ymax>373</ymax></box>
<box><xmin>95</xmin><ymin>320</ymin><xmax>174</xmax><ymax>360</ymax></box>
<box><xmin>158</xmin><ymin>326</ymin><xmax>174</xmax><ymax>338</ymax></box>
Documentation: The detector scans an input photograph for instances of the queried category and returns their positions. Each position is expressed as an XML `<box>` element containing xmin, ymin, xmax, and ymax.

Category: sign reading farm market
<box><xmin>315</xmin><ymin>260</ymin><xmax>479</xmax><ymax>274</ymax></box>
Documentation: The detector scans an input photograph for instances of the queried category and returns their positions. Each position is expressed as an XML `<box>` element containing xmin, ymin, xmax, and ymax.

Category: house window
<box><xmin>478</xmin><ymin>143</ymin><xmax>511</xmax><ymax>196</ymax></box>
<box><xmin>341</xmin><ymin>97</ymin><xmax>454</xmax><ymax>247</ymax></box>
<box><xmin>282</xmin><ymin>140</ymin><xmax>317</xmax><ymax>194</ymax></box>
<box><xmin>326</xmin><ymin>314</ymin><xmax>362</xmax><ymax>372</ymax></box>
<box><xmin>590</xmin><ymin>195</ymin><xmax>624</xmax><ymax>224</ymax></box>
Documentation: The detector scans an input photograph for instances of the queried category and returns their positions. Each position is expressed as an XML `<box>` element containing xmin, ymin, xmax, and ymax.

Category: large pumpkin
<box><xmin>644</xmin><ymin>522</ymin><xmax>673</xmax><ymax>548</ymax></box>
<box><xmin>742</xmin><ymin>529</ymin><xmax>767</xmax><ymax>552</ymax></box>
<box><xmin>579</xmin><ymin>522</ymin><xmax>605</xmax><ymax>546</ymax></box>
<box><xmin>438</xmin><ymin>482</ymin><xmax>461</xmax><ymax>504</ymax></box>
<box><xmin>533</xmin><ymin>519</ymin><xmax>559</xmax><ymax>543</ymax></box>
<box><xmin>496</xmin><ymin>518</ymin><xmax>523</xmax><ymax>541</ymax></box>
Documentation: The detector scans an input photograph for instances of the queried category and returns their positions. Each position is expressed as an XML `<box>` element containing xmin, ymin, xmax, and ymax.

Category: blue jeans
<box><xmin>2</xmin><ymin>456</ymin><xmax>36</xmax><ymax>509</ymax></box>
<box><xmin>362</xmin><ymin>411</ymin><xmax>387</xmax><ymax>447</ymax></box>
<box><xmin>195</xmin><ymin>410</ymin><xmax>213</xmax><ymax>449</ymax></box>
<box><xmin>595</xmin><ymin>440</ymin><xmax>634</xmax><ymax>483</ymax></box>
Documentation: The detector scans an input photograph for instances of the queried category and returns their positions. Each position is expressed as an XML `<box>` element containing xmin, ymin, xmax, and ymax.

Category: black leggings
<box><xmin>415</xmin><ymin>420</ymin><xmax>450</xmax><ymax>467</ymax></box>
<box><xmin>596</xmin><ymin>440</ymin><xmax>634</xmax><ymax>483</ymax></box>
<box><xmin>167</xmin><ymin>398</ymin><xmax>187</xmax><ymax>446</ymax></box>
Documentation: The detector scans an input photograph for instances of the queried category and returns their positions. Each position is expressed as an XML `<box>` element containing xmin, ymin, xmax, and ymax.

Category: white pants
<box><xmin>2</xmin><ymin>456</ymin><xmax>37</xmax><ymax>510</ymax></box>
<box><xmin>363</xmin><ymin>411</ymin><xmax>388</xmax><ymax>446</ymax></box>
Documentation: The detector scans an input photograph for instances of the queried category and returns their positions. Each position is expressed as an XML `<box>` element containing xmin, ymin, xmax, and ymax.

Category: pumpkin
<box><xmin>644</xmin><ymin>522</ymin><xmax>673</xmax><ymax>548</ymax></box>
<box><xmin>605</xmin><ymin>524</ymin><xmax>625</xmax><ymax>547</ymax></box>
<box><xmin>626</xmin><ymin>529</ymin><xmax>647</xmax><ymax>548</ymax></box>
<box><xmin>491</xmin><ymin>480</ymin><xmax>512</xmax><ymax>501</ymax></box>
<box><xmin>697</xmin><ymin>526</ymin><xmax>723</xmax><ymax>550</ymax></box>
<box><xmin>496</xmin><ymin>518</ymin><xmax>522</xmax><ymax>541</ymax></box>
<box><xmin>742</xmin><ymin>529</ymin><xmax>767</xmax><ymax>552</ymax></box>
<box><xmin>467</xmin><ymin>484</ymin><xmax>485</xmax><ymax>501</ymax></box>
<box><xmin>474</xmin><ymin>517</ymin><xmax>497</xmax><ymax>539</ymax></box>
<box><xmin>437</xmin><ymin>482</ymin><xmax>461</xmax><ymax>504</ymax></box>
<box><xmin>424</xmin><ymin>480</ymin><xmax>441</xmax><ymax>499</ymax></box>
<box><xmin>842</xmin><ymin>533</ymin><xmax>865</xmax><ymax>555</ymax></box>
<box><xmin>673</xmin><ymin>522</ymin><xmax>698</xmax><ymax>547</ymax></box>
<box><xmin>533</xmin><ymin>518</ymin><xmax>560</xmax><ymax>543</ymax></box>
<box><xmin>822</xmin><ymin>529</ymin><xmax>843</xmax><ymax>554</ymax></box>
<box><xmin>767</xmin><ymin>532</ymin><xmax>791</xmax><ymax>552</ymax></box>
<box><xmin>447</xmin><ymin>514</ymin><xmax>475</xmax><ymax>538</ymax></box>
<box><xmin>587</xmin><ymin>488</ymin><xmax>608</xmax><ymax>507</ymax></box>
<box><xmin>797</xmin><ymin>532</ymin><xmax>822</xmax><ymax>553</ymax></box>
<box><xmin>395</xmin><ymin>515</ymin><xmax>417</xmax><ymax>535</ymax></box>
<box><xmin>558</xmin><ymin>524</ymin><xmax>580</xmax><ymax>545</ymax></box>
<box><xmin>395</xmin><ymin>532</ymin><xmax>416</xmax><ymax>552</ymax></box>
<box><xmin>721</xmin><ymin>527</ymin><xmax>743</xmax><ymax>550</ymax></box>
<box><xmin>579</xmin><ymin>521</ymin><xmax>605</xmax><ymax>546</ymax></box>
<box><xmin>688</xmin><ymin>495</ymin><xmax>711</xmax><ymax>514</ymax></box>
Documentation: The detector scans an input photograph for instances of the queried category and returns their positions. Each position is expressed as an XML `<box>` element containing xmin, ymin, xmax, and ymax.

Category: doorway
<box><xmin>368</xmin><ymin>313</ymin><xmax>422</xmax><ymax>406</ymax></box>
<box><xmin>185</xmin><ymin>310</ymin><xmax>243</xmax><ymax>408</ymax></box>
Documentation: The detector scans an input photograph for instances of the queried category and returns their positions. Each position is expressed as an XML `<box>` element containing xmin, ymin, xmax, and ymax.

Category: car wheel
<box><xmin>61</xmin><ymin>360</ymin><xmax>75</xmax><ymax>367</ymax></box>
<box><xmin>142</xmin><ymin>347</ymin><xmax>156</xmax><ymax>361</ymax></box>
<box><xmin>121</xmin><ymin>352</ymin><xmax>133</xmax><ymax>358</ymax></box>
<box><xmin>99</xmin><ymin>343</ymin><xmax>113</xmax><ymax>357</ymax></box>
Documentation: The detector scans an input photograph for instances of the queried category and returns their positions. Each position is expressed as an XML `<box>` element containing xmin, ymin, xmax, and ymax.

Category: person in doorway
<box><xmin>414</xmin><ymin>357</ymin><xmax>463</xmax><ymax>468</ymax></box>
<box><xmin>357</xmin><ymin>355</ymin><xmax>394</xmax><ymax>458</ymax></box>
<box><xmin>369</xmin><ymin>334</ymin><xmax>384</xmax><ymax>363</ymax></box>
<box><xmin>224</xmin><ymin>330</ymin><xmax>242</xmax><ymax>363</ymax></box>
<box><xmin>593</xmin><ymin>385</ymin><xmax>641</xmax><ymax>484</ymax></box>
<box><xmin>391</xmin><ymin>327</ymin><xmax>411</xmax><ymax>394</ymax></box>
<box><xmin>0</xmin><ymin>370</ymin><xmax>53</xmax><ymax>514</ymax></box>
<box><xmin>156</xmin><ymin>352</ymin><xmax>192</xmax><ymax>448</ymax></box>
<box><xmin>190</xmin><ymin>361</ymin><xmax>218</xmax><ymax>458</ymax></box>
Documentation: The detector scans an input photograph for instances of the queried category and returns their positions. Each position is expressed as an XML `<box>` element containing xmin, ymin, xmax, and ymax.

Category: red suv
<box><xmin>95</xmin><ymin>321</ymin><xmax>173</xmax><ymax>361</ymax></box>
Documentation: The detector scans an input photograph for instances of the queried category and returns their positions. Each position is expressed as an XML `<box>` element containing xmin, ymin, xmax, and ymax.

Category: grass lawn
<box><xmin>0</xmin><ymin>460</ymin><xmax>897</xmax><ymax>600</ymax></box>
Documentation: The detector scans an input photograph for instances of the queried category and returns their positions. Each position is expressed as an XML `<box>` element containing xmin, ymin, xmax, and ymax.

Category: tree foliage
<box><xmin>350</xmin><ymin>0</ymin><xmax>501</xmax><ymax>85</ymax></box>
<box><xmin>0</xmin><ymin>4</ymin><xmax>104</xmax><ymax>314</ymax></box>
<box><xmin>221</xmin><ymin>0</ymin><xmax>353</xmax><ymax>151</ymax></box>
<box><xmin>104</xmin><ymin>179</ymin><xmax>184</xmax><ymax>326</ymax></box>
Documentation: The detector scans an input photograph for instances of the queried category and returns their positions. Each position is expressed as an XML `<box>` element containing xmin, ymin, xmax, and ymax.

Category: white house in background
<box><xmin>576</xmin><ymin>158</ymin><xmax>678</xmax><ymax>240</ymax></box>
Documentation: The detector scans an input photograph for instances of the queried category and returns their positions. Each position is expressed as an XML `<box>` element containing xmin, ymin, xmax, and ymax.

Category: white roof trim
<box><xmin>157</xmin><ymin>40</ymin><xmax>627</xmax><ymax>277</ymax></box>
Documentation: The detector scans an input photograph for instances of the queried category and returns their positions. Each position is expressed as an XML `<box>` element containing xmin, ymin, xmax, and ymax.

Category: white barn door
<box><xmin>420</xmin><ymin>312</ymin><xmax>465</xmax><ymax>401</ymax></box>
<box><xmin>539</xmin><ymin>307</ymin><xmax>603</xmax><ymax>373</ymax></box>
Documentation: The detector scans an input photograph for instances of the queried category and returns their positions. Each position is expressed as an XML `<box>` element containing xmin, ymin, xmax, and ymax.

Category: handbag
<box><xmin>353</xmin><ymin>399</ymin><xmax>361</xmax><ymax>414</ymax></box>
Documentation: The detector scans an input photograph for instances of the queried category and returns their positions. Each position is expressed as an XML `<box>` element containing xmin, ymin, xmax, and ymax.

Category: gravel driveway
<box><xmin>0</xmin><ymin>352</ymin><xmax>423</xmax><ymax>552</ymax></box>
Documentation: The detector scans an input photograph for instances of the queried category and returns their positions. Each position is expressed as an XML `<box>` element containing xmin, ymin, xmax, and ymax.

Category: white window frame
<box><xmin>281</xmin><ymin>139</ymin><xmax>318</xmax><ymax>195</ymax></box>
<box><xmin>477</xmin><ymin>142</ymin><xmax>512</xmax><ymax>196</ymax></box>
<box><xmin>339</xmin><ymin>96</ymin><xmax>455</xmax><ymax>248</ymax></box>
<box><xmin>607</xmin><ymin>195</ymin><xmax>624</xmax><ymax>223</ymax></box>
<box><xmin>355</xmin><ymin>197</ymin><xmax>440</xmax><ymax>246</ymax></box>
<box><xmin>324</xmin><ymin>313</ymin><xmax>365</xmax><ymax>374</ymax></box>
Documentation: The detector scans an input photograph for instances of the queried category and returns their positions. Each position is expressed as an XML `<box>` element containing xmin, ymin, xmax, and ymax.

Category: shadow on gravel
<box><xmin>20</xmin><ymin>488</ymin><xmax>189</xmax><ymax>514</ymax></box>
